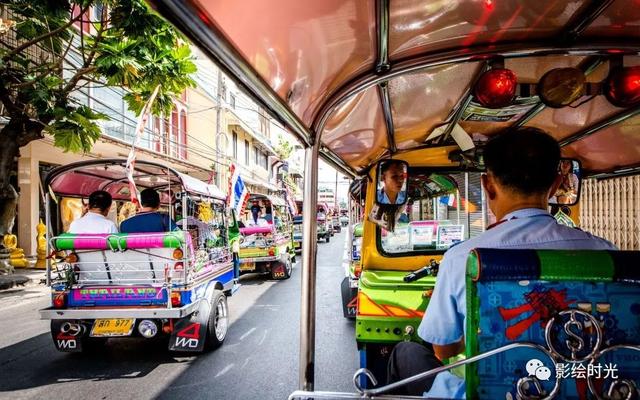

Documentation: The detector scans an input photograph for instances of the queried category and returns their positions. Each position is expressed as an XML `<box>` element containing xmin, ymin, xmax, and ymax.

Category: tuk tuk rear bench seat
<box><xmin>51</xmin><ymin>232</ymin><xmax>193</xmax><ymax>288</ymax></box>
<box><xmin>465</xmin><ymin>248</ymin><xmax>640</xmax><ymax>400</ymax></box>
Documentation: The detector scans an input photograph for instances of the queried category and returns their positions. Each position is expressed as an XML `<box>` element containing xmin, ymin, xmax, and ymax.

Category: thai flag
<box><xmin>439</xmin><ymin>194</ymin><xmax>457</xmax><ymax>207</ymax></box>
<box><xmin>228</xmin><ymin>164</ymin><xmax>250</xmax><ymax>216</ymax></box>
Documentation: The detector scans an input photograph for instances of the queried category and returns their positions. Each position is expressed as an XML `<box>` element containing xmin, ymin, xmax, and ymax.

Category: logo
<box><xmin>525</xmin><ymin>358</ymin><xmax>551</xmax><ymax>381</ymax></box>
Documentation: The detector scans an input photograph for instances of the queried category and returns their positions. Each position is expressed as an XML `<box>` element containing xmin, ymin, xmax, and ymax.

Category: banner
<box><xmin>227</xmin><ymin>164</ymin><xmax>250</xmax><ymax>217</ymax></box>
<box><xmin>125</xmin><ymin>85</ymin><xmax>161</xmax><ymax>206</ymax></box>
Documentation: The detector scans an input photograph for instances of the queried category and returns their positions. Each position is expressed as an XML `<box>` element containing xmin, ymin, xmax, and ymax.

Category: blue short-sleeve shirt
<box><xmin>120</xmin><ymin>212</ymin><xmax>177</xmax><ymax>233</ymax></box>
<box><xmin>418</xmin><ymin>208</ymin><xmax>616</xmax><ymax>398</ymax></box>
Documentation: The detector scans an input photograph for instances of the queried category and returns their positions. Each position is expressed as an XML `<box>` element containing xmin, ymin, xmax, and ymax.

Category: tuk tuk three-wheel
<box><xmin>39</xmin><ymin>160</ymin><xmax>235</xmax><ymax>353</ymax></box>
<box><xmin>236</xmin><ymin>194</ymin><xmax>296</xmax><ymax>280</ymax></box>
<box><xmin>62</xmin><ymin>1</ymin><xmax>640</xmax><ymax>399</ymax></box>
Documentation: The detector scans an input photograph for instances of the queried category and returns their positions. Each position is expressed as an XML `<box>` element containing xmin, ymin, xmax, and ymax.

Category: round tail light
<box><xmin>605</xmin><ymin>66</ymin><xmax>640</xmax><ymax>107</ymax></box>
<box><xmin>474</xmin><ymin>68</ymin><xmax>517</xmax><ymax>108</ymax></box>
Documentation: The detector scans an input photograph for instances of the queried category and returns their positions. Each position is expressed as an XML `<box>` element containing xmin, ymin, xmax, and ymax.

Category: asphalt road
<box><xmin>0</xmin><ymin>230</ymin><xmax>357</xmax><ymax>400</ymax></box>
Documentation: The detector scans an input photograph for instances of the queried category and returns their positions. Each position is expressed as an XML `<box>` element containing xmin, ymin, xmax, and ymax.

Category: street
<box><xmin>0</xmin><ymin>230</ymin><xmax>357</xmax><ymax>400</ymax></box>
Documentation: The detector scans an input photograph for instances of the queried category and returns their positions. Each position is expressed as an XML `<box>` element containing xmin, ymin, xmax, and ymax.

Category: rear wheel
<box><xmin>326</xmin><ymin>234</ymin><xmax>331</xmax><ymax>243</ymax></box>
<box><xmin>203</xmin><ymin>290</ymin><xmax>228</xmax><ymax>351</ymax></box>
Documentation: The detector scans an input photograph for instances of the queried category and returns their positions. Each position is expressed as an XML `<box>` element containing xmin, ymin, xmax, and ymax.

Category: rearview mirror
<box><xmin>376</xmin><ymin>160</ymin><xmax>408</xmax><ymax>206</ymax></box>
<box><xmin>549</xmin><ymin>159</ymin><xmax>582</xmax><ymax>206</ymax></box>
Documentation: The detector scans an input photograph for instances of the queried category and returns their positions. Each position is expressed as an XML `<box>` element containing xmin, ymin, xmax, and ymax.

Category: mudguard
<box><xmin>51</xmin><ymin>320</ymin><xmax>83</xmax><ymax>353</ymax></box>
<box><xmin>169</xmin><ymin>298</ymin><xmax>210</xmax><ymax>352</ymax></box>
<box><xmin>341</xmin><ymin>277</ymin><xmax>357</xmax><ymax>318</ymax></box>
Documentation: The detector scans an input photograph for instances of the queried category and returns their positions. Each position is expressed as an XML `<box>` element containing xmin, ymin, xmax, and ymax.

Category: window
<box><xmin>258</xmin><ymin>109</ymin><xmax>270</xmax><ymax>136</ymax></box>
<box><xmin>229</xmin><ymin>93</ymin><xmax>236</xmax><ymax>109</ymax></box>
<box><xmin>180</xmin><ymin>110</ymin><xmax>187</xmax><ymax>159</ymax></box>
<box><xmin>260</xmin><ymin>152</ymin><xmax>268</xmax><ymax>170</ymax></box>
<box><xmin>170</xmin><ymin>109</ymin><xmax>179</xmax><ymax>158</ymax></box>
<box><xmin>254</xmin><ymin>146</ymin><xmax>259</xmax><ymax>165</ymax></box>
<box><xmin>244</xmin><ymin>140</ymin><xmax>250</xmax><ymax>165</ymax></box>
<box><xmin>232</xmin><ymin>132</ymin><xmax>238</xmax><ymax>159</ymax></box>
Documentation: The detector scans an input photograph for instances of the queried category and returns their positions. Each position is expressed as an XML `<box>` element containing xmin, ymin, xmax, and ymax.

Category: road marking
<box><xmin>239</xmin><ymin>327</ymin><xmax>256</xmax><ymax>341</ymax></box>
<box><xmin>215</xmin><ymin>363</ymin><xmax>234</xmax><ymax>378</ymax></box>
<box><xmin>257</xmin><ymin>329</ymin><xmax>268</xmax><ymax>346</ymax></box>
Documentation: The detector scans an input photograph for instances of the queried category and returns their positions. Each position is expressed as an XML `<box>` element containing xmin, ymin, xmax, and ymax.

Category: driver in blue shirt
<box><xmin>377</xmin><ymin>160</ymin><xmax>407</xmax><ymax>205</ymax></box>
<box><xmin>387</xmin><ymin>127</ymin><xmax>615</xmax><ymax>398</ymax></box>
<box><xmin>120</xmin><ymin>188</ymin><xmax>177</xmax><ymax>233</ymax></box>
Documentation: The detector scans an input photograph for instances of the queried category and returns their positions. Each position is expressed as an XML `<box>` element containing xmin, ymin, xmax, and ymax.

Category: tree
<box><xmin>274</xmin><ymin>133</ymin><xmax>293</xmax><ymax>161</ymax></box>
<box><xmin>0</xmin><ymin>0</ymin><xmax>196</xmax><ymax>234</ymax></box>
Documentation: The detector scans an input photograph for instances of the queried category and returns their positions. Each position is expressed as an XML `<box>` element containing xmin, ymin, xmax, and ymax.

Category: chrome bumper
<box><xmin>239</xmin><ymin>256</ymin><xmax>279</xmax><ymax>264</ymax></box>
<box><xmin>39</xmin><ymin>301</ymin><xmax>200</xmax><ymax>320</ymax></box>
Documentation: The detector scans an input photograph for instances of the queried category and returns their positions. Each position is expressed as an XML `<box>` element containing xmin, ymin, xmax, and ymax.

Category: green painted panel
<box><xmin>538</xmin><ymin>250</ymin><xmax>614</xmax><ymax>281</ymax></box>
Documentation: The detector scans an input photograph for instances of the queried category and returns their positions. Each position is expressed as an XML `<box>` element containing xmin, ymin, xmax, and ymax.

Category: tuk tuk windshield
<box><xmin>380</xmin><ymin>171</ymin><xmax>483</xmax><ymax>254</ymax></box>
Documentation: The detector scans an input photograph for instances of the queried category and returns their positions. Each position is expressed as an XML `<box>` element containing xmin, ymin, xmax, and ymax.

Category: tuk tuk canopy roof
<box><xmin>155</xmin><ymin>1</ymin><xmax>640</xmax><ymax>177</ymax></box>
<box><xmin>247</xmin><ymin>193</ymin><xmax>287</xmax><ymax>207</ymax></box>
<box><xmin>46</xmin><ymin>159</ymin><xmax>227</xmax><ymax>202</ymax></box>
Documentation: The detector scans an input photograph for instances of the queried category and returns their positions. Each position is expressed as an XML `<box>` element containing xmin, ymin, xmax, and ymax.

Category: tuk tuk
<box><xmin>293</xmin><ymin>199</ymin><xmax>304</xmax><ymax>253</ymax></box>
<box><xmin>332</xmin><ymin>210</ymin><xmax>343</xmax><ymax>233</ymax></box>
<box><xmin>237</xmin><ymin>194</ymin><xmax>295</xmax><ymax>280</ymax></box>
<box><xmin>340</xmin><ymin>222</ymin><xmax>362</xmax><ymax>319</ymax></box>
<box><xmin>39</xmin><ymin>159</ymin><xmax>234</xmax><ymax>353</ymax></box>
<box><xmin>152</xmin><ymin>1</ymin><xmax>640</xmax><ymax>399</ymax></box>
<box><xmin>316</xmin><ymin>203</ymin><xmax>332</xmax><ymax>243</ymax></box>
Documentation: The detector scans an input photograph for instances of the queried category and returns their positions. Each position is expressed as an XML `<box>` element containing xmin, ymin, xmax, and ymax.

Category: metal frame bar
<box><xmin>561</xmin><ymin>0</ymin><xmax>615</xmax><ymax>43</ymax></box>
<box><xmin>299</xmin><ymin>144</ymin><xmax>319</xmax><ymax>391</ymax></box>
<box><xmin>377</xmin><ymin>82</ymin><xmax>396</xmax><ymax>153</ymax></box>
<box><xmin>153</xmin><ymin>0</ymin><xmax>312</xmax><ymax>148</ymax></box>
<box><xmin>559</xmin><ymin>104</ymin><xmax>640</xmax><ymax>147</ymax></box>
<box><xmin>375</xmin><ymin>0</ymin><xmax>390</xmax><ymax>73</ymax></box>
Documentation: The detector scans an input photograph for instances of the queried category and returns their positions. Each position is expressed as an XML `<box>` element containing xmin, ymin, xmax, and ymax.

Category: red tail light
<box><xmin>53</xmin><ymin>293</ymin><xmax>66</xmax><ymax>309</ymax></box>
<box><xmin>268</xmin><ymin>248</ymin><xmax>275</xmax><ymax>256</ymax></box>
<box><xmin>171</xmin><ymin>292</ymin><xmax>181</xmax><ymax>307</ymax></box>
<box><xmin>354</xmin><ymin>264</ymin><xmax>362</xmax><ymax>279</ymax></box>
<box><xmin>605</xmin><ymin>66</ymin><xmax>640</xmax><ymax>107</ymax></box>
<box><xmin>474</xmin><ymin>68</ymin><xmax>517</xmax><ymax>108</ymax></box>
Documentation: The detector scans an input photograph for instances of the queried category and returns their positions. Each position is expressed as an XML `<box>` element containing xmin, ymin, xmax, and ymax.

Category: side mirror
<box><xmin>376</xmin><ymin>160</ymin><xmax>409</xmax><ymax>206</ymax></box>
<box><xmin>549</xmin><ymin>159</ymin><xmax>582</xmax><ymax>206</ymax></box>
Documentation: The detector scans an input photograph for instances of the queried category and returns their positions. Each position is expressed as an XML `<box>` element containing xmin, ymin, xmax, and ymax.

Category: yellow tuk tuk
<box><xmin>151</xmin><ymin>1</ymin><xmax>640</xmax><ymax>398</ymax></box>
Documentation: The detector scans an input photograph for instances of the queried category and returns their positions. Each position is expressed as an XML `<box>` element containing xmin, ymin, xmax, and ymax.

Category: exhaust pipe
<box><xmin>61</xmin><ymin>322</ymin><xmax>83</xmax><ymax>337</ymax></box>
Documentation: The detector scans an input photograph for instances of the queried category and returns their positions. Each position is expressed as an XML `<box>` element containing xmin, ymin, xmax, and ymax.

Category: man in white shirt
<box><xmin>69</xmin><ymin>191</ymin><xmax>118</xmax><ymax>234</ymax></box>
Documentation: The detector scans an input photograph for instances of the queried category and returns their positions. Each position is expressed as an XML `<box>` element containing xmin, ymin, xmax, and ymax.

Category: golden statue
<box><xmin>3</xmin><ymin>233</ymin><xmax>28</xmax><ymax>269</ymax></box>
<box><xmin>36</xmin><ymin>219</ymin><xmax>47</xmax><ymax>269</ymax></box>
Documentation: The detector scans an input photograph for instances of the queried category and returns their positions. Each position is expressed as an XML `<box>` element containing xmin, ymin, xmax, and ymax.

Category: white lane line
<box><xmin>215</xmin><ymin>363</ymin><xmax>234</xmax><ymax>378</ymax></box>
<box><xmin>239</xmin><ymin>327</ymin><xmax>256</xmax><ymax>341</ymax></box>
<box><xmin>257</xmin><ymin>329</ymin><xmax>268</xmax><ymax>346</ymax></box>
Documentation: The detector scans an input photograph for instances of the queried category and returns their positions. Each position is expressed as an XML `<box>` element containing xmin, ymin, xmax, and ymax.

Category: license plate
<box><xmin>240</xmin><ymin>262</ymin><xmax>255</xmax><ymax>271</ymax></box>
<box><xmin>91</xmin><ymin>318</ymin><xmax>135</xmax><ymax>337</ymax></box>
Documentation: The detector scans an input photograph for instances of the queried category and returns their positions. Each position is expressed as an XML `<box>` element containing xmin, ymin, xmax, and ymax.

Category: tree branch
<box><xmin>61</xmin><ymin>66</ymin><xmax>98</xmax><ymax>95</ymax></box>
<box><xmin>2</xmin><ymin>4</ymin><xmax>91</xmax><ymax>62</ymax></box>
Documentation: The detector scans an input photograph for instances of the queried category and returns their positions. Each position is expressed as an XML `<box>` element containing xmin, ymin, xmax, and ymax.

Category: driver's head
<box><xmin>140</xmin><ymin>188</ymin><xmax>161</xmax><ymax>210</ymax></box>
<box><xmin>482</xmin><ymin>127</ymin><xmax>560</xmax><ymax>217</ymax></box>
<box><xmin>381</xmin><ymin>160</ymin><xmax>406</xmax><ymax>193</ymax></box>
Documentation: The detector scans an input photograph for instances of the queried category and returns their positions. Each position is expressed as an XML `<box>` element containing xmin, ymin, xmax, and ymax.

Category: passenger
<box><xmin>377</xmin><ymin>160</ymin><xmax>407</xmax><ymax>204</ymax></box>
<box><xmin>68</xmin><ymin>190</ymin><xmax>118</xmax><ymax>234</ymax></box>
<box><xmin>250</xmin><ymin>201</ymin><xmax>262</xmax><ymax>224</ymax></box>
<box><xmin>120</xmin><ymin>188</ymin><xmax>177</xmax><ymax>233</ymax></box>
<box><xmin>387</xmin><ymin>127</ymin><xmax>615</xmax><ymax>398</ymax></box>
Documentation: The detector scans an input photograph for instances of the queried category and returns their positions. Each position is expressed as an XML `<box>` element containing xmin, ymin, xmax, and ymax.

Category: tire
<box><xmin>326</xmin><ymin>234</ymin><xmax>331</xmax><ymax>243</ymax></box>
<box><xmin>203</xmin><ymin>290</ymin><xmax>228</xmax><ymax>351</ymax></box>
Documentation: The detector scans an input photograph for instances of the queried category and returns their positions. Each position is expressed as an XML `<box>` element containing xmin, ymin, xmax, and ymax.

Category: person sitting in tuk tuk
<box><xmin>68</xmin><ymin>190</ymin><xmax>118</xmax><ymax>234</ymax></box>
<box><xmin>377</xmin><ymin>160</ymin><xmax>407</xmax><ymax>205</ymax></box>
<box><xmin>387</xmin><ymin>127</ymin><xmax>616</xmax><ymax>398</ymax></box>
<box><xmin>120</xmin><ymin>188</ymin><xmax>177</xmax><ymax>233</ymax></box>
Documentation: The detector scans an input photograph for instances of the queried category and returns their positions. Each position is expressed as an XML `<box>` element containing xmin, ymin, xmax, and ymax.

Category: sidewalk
<box><xmin>0</xmin><ymin>268</ymin><xmax>49</xmax><ymax>301</ymax></box>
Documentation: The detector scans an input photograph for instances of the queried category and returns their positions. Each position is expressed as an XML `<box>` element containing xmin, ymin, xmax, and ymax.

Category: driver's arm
<box><xmin>417</xmin><ymin>251</ymin><xmax>467</xmax><ymax>360</ymax></box>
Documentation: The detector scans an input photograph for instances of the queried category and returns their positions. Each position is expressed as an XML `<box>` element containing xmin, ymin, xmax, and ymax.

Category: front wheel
<box><xmin>203</xmin><ymin>290</ymin><xmax>228</xmax><ymax>351</ymax></box>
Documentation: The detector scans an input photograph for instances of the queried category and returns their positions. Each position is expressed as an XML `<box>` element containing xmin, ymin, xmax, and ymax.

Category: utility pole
<box><xmin>215</xmin><ymin>68</ymin><xmax>223</xmax><ymax>186</ymax></box>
